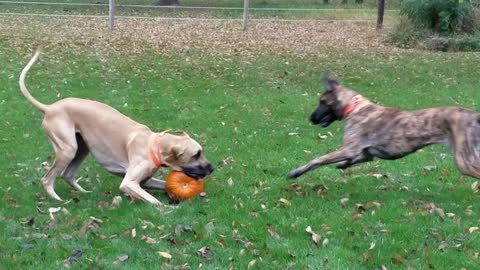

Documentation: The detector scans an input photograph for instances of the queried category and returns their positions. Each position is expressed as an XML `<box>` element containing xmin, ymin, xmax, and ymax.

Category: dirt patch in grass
<box><xmin>0</xmin><ymin>16</ymin><xmax>402</xmax><ymax>56</ymax></box>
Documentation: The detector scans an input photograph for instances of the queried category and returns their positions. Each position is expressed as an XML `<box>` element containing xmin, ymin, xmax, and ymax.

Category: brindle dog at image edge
<box><xmin>288</xmin><ymin>74</ymin><xmax>480</xmax><ymax>180</ymax></box>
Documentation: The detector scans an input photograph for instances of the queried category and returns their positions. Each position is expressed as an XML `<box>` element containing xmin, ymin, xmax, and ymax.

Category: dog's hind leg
<box><xmin>452</xmin><ymin>129</ymin><xmax>480</xmax><ymax>179</ymax></box>
<box><xmin>61</xmin><ymin>133</ymin><xmax>91</xmax><ymax>193</ymax></box>
<box><xmin>41</xmin><ymin>118</ymin><xmax>78</xmax><ymax>201</ymax></box>
<box><xmin>287</xmin><ymin>146</ymin><xmax>361</xmax><ymax>179</ymax></box>
<box><xmin>141</xmin><ymin>177</ymin><xmax>166</xmax><ymax>190</ymax></box>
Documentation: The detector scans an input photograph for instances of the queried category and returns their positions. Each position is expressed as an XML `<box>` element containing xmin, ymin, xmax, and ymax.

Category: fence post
<box><xmin>243</xmin><ymin>0</ymin><xmax>249</xmax><ymax>31</ymax></box>
<box><xmin>376</xmin><ymin>0</ymin><xmax>384</xmax><ymax>30</ymax></box>
<box><xmin>109</xmin><ymin>0</ymin><xmax>115</xmax><ymax>31</ymax></box>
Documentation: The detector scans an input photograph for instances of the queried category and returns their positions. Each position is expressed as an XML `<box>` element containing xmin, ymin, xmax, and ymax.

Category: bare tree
<box><xmin>377</xmin><ymin>0</ymin><xmax>385</xmax><ymax>30</ymax></box>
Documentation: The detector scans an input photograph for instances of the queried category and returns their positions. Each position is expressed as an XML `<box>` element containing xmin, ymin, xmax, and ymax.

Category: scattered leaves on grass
<box><xmin>205</xmin><ymin>221</ymin><xmax>215</xmax><ymax>236</ymax></box>
<box><xmin>227</xmin><ymin>177</ymin><xmax>234</xmax><ymax>187</ymax></box>
<box><xmin>157</xmin><ymin>251</ymin><xmax>172</xmax><ymax>260</ymax></box>
<box><xmin>322</xmin><ymin>238</ymin><xmax>329</xmax><ymax>247</ymax></box>
<box><xmin>340</xmin><ymin>197</ymin><xmax>349</xmax><ymax>208</ymax></box>
<box><xmin>471</xmin><ymin>181</ymin><xmax>480</xmax><ymax>192</ymax></box>
<box><xmin>423</xmin><ymin>202</ymin><xmax>445</xmax><ymax>217</ymax></box>
<box><xmin>48</xmin><ymin>207</ymin><xmax>63</xmax><ymax>220</ymax></box>
<box><xmin>363</xmin><ymin>251</ymin><xmax>373</xmax><ymax>261</ymax></box>
<box><xmin>197</xmin><ymin>246</ymin><xmax>213</xmax><ymax>261</ymax></box>
<box><xmin>142</xmin><ymin>235</ymin><xmax>158</xmax><ymax>244</ymax></box>
<box><xmin>276</xmin><ymin>198</ymin><xmax>291</xmax><ymax>207</ymax></box>
<box><xmin>110</xmin><ymin>195</ymin><xmax>123</xmax><ymax>209</ymax></box>
<box><xmin>305</xmin><ymin>226</ymin><xmax>321</xmax><ymax>245</ymax></box>
<box><xmin>19</xmin><ymin>243</ymin><xmax>35</xmax><ymax>249</ymax></box>
<box><xmin>78</xmin><ymin>216</ymin><xmax>103</xmax><ymax>237</ymax></box>
<box><xmin>311</xmin><ymin>184</ymin><xmax>329</xmax><ymax>196</ymax></box>
<box><xmin>267</xmin><ymin>225</ymin><xmax>280</xmax><ymax>240</ymax></box>
<box><xmin>63</xmin><ymin>249</ymin><xmax>83</xmax><ymax>268</ymax></box>
<box><xmin>465</xmin><ymin>205</ymin><xmax>473</xmax><ymax>216</ymax></box>
<box><xmin>175</xmin><ymin>224</ymin><xmax>193</xmax><ymax>236</ymax></box>
<box><xmin>468</xmin><ymin>227</ymin><xmax>479</xmax><ymax>234</ymax></box>
<box><xmin>391</xmin><ymin>254</ymin><xmax>405</xmax><ymax>264</ymax></box>
<box><xmin>117</xmin><ymin>254</ymin><xmax>129</xmax><ymax>262</ymax></box>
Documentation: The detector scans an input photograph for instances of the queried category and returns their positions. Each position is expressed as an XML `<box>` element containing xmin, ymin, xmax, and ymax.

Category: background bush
<box><xmin>391</xmin><ymin>0</ymin><xmax>480</xmax><ymax>51</ymax></box>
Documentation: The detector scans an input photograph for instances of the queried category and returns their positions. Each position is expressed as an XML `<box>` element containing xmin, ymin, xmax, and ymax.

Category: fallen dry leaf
<box><xmin>227</xmin><ymin>177</ymin><xmax>234</xmax><ymax>187</ymax></box>
<box><xmin>465</xmin><ymin>205</ymin><xmax>474</xmax><ymax>216</ymax></box>
<box><xmin>363</xmin><ymin>251</ymin><xmax>373</xmax><ymax>261</ymax></box>
<box><xmin>472</xmin><ymin>181</ymin><xmax>480</xmax><ymax>192</ymax></box>
<box><xmin>468</xmin><ymin>227</ymin><xmax>479</xmax><ymax>234</ymax></box>
<box><xmin>277</xmin><ymin>198</ymin><xmax>291</xmax><ymax>207</ymax></box>
<box><xmin>142</xmin><ymin>235</ymin><xmax>158</xmax><ymax>244</ymax></box>
<box><xmin>78</xmin><ymin>216</ymin><xmax>103</xmax><ymax>237</ymax></box>
<box><xmin>340</xmin><ymin>197</ymin><xmax>349</xmax><ymax>208</ymax></box>
<box><xmin>110</xmin><ymin>196</ymin><xmax>123</xmax><ymax>209</ymax></box>
<box><xmin>267</xmin><ymin>225</ymin><xmax>280</xmax><ymax>240</ymax></box>
<box><xmin>197</xmin><ymin>246</ymin><xmax>213</xmax><ymax>261</ymax></box>
<box><xmin>117</xmin><ymin>254</ymin><xmax>129</xmax><ymax>262</ymax></box>
<box><xmin>438</xmin><ymin>241</ymin><xmax>449</xmax><ymax>251</ymax></box>
<box><xmin>391</xmin><ymin>254</ymin><xmax>404</xmax><ymax>264</ymax></box>
<box><xmin>48</xmin><ymin>207</ymin><xmax>62</xmax><ymax>220</ymax></box>
<box><xmin>63</xmin><ymin>249</ymin><xmax>83</xmax><ymax>268</ymax></box>
<box><xmin>322</xmin><ymin>238</ymin><xmax>329</xmax><ymax>247</ymax></box>
<box><xmin>157</xmin><ymin>251</ymin><xmax>172</xmax><ymax>260</ymax></box>
<box><xmin>247</xmin><ymin>259</ymin><xmax>256</xmax><ymax>269</ymax></box>
<box><xmin>305</xmin><ymin>226</ymin><xmax>321</xmax><ymax>245</ymax></box>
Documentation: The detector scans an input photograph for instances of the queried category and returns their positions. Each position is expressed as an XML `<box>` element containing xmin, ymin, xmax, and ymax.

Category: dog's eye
<box><xmin>193</xmin><ymin>151</ymin><xmax>201</xmax><ymax>160</ymax></box>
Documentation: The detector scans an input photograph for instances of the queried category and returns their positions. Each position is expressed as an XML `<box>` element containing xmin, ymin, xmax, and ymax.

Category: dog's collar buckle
<box><xmin>342</xmin><ymin>95</ymin><xmax>362</xmax><ymax>117</ymax></box>
<box><xmin>149</xmin><ymin>134</ymin><xmax>162</xmax><ymax>168</ymax></box>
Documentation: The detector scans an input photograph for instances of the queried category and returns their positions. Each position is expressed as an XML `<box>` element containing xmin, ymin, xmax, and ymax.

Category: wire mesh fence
<box><xmin>0</xmin><ymin>0</ymin><xmax>400</xmax><ymax>29</ymax></box>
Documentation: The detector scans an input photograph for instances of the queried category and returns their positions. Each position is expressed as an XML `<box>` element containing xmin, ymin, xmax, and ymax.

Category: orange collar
<box><xmin>148</xmin><ymin>134</ymin><xmax>162</xmax><ymax>168</ymax></box>
<box><xmin>342</xmin><ymin>95</ymin><xmax>362</xmax><ymax>118</ymax></box>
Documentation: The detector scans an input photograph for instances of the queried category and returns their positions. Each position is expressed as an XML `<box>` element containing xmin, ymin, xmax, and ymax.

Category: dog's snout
<box><xmin>207</xmin><ymin>164</ymin><xmax>215</xmax><ymax>174</ymax></box>
<box><xmin>310</xmin><ymin>111</ymin><xmax>320</xmax><ymax>124</ymax></box>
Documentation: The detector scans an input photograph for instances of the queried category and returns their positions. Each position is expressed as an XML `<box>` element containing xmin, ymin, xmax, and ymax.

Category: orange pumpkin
<box><xmin>165</xmin><ymin>171</ymin><xmax>204</xmax><ymax>200</ymax></box>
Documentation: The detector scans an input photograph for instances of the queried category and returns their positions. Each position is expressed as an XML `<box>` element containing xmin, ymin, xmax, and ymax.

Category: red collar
<box><xmin>342</xmin><ymin>95</ymin><xmax>362</xmax><ymax>118</ymax></box>
<box><xmin>148</xmin><ymin>134</ymin><xmax>162</xmax><ymax>168</ymax></box>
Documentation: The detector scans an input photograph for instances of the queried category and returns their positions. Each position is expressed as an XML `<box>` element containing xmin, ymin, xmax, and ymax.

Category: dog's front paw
<box><xmin>287</xmin><ymin>168</ymin><xmax>304</xmax><ymax>179</ymax></box>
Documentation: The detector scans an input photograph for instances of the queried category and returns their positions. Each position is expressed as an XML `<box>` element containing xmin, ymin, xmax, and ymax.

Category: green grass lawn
<box><xmin>1</xmin><ymin>20</ymin><xmax>480</xmax><ymax>269</ymax></box>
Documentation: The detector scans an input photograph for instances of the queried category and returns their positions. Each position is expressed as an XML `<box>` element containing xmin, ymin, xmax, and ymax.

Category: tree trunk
<box><xmin>376</xmin><ymin>0</ymin><xmax>385</xmax><ymax>30</ymax></box>
<box><xmin>158</xmin><ymin>0</ymin><xmax>179</xmax><ymax>5</ymax></box>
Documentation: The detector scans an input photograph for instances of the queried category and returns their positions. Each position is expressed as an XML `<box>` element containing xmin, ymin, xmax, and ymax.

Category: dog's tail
<box><xmin>19</xmin><ymin>48</ymin><xmax>48</xmax><ymax>113</ymax></box>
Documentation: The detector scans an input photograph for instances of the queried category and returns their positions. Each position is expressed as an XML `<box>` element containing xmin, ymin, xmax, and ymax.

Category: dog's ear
<box><xmin>322</xmin><ymin>73</ymin><xmax>339</xmax><ymax>92</ymax></box>
<box><xmin>163</xmin><ymin>143</ymin><xmax>186</xmax><ymax>165</ymax></box>
<box><xmin>180</xmin><ymin>131</ymin><xmax>190</xmax><ymax>138</ymax></box>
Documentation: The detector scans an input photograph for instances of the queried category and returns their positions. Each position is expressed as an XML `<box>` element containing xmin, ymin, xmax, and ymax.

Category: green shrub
<box><xmin>401</xmin><ymin>0</ymin><xmax>477</xmax><ymax>34</ymax></box>
<box><xmin>389</xmin><ymin>18</ymin><xmax>428</xmax><ymax>47</ymax></box>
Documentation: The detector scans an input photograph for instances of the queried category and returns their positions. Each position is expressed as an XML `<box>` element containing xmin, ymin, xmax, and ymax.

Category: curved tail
<box><xmin>19</xmin><ymin>49</ymin><xmax>48</xmax><ymax>112</ymax></box>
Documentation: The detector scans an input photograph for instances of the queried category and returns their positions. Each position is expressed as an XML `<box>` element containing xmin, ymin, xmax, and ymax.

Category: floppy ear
<box><xmin>163</xmin><ymin>144</ymin><xmax>185</xmax><ymax>165</ymax></box>
<box><xmin>180</xmin><ymin>131</ymin><xmax>190</xmax><ymax>138</ymax></box>
<box><xmin>322</xmin><ymin>73</ymin><xmax>339</xmax><ymax>92</ymax></box>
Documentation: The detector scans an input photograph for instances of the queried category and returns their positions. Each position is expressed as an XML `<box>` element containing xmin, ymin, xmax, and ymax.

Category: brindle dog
<box><xmin>287</xmin><ymin>74</ymin><xmax>480</xmax><ymax>180</ymax></box>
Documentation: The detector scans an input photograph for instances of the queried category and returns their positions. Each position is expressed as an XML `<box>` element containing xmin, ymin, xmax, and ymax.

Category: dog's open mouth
<box><xmin>181</xmin><ymin>164</ymin><xmax>214</xmax><ymax>180</ymax></box>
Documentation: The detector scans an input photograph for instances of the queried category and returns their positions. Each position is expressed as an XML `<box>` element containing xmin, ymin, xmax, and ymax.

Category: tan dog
<box><xmin>19</xmin><ymin>49</ymin><xmax>214</xmax><ymax>206</ymax></box>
